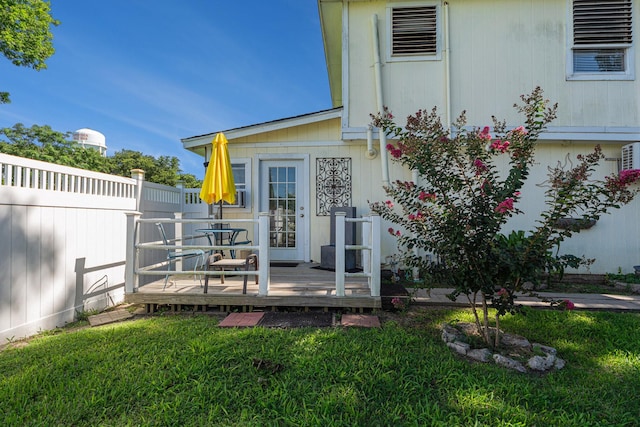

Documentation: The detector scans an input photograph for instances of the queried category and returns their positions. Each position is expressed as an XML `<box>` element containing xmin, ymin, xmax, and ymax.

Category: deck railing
<box><xmin>334</xmin><ymin>213</ymin><xmax>381</xmax><ymax>297</ymax></box>
<box><xmin>125</xmin><ymin>214</ymin><xmax>271</xmax><ymax>295</ymax></box>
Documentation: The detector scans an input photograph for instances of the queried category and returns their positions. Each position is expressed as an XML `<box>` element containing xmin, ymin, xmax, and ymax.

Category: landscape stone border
<box><xmin>441</xmin><ymin>323</ymin><xmax>565</xmax><ymax>374</ymax></box>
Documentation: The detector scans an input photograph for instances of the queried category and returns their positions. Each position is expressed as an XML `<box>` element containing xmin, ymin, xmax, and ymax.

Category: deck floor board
<box><xmin>128</xmin><ymin>263</ymin><xmax>380</xmax><ymax>309</ymax></box>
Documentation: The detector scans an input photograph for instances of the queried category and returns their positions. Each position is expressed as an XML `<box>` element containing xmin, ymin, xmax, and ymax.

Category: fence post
<box><xmin>370</xmin><ymin>213</ymin><xmax>381</xmax><ymax>297</ymax></box>
<box><xmin>258</xmin><ymin>212</ymin><xmax>270</xmax><ymax>296</ymax></box>
<box><xmin>130</xmin><ymin>169</ymin><xmax>145</xmax><ymax>211</ymax></box>
<box><xmin>176</xmin><ymin>180</ymin><xmax>185</xmax><ymax>212</ymax></box>
<box><xmin>334</xmin><ymin>211</ymin><xmax>346</xmax><ymax>297</ymax></box>
<box><xmin>125</xmin><ymin>211</ymin><xmax>141</xmax><ymax>293</ymax></box>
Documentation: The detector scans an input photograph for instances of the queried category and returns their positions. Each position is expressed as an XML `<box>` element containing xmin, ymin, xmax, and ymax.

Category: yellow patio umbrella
<box><xmin>200</xmin><ymin>132</ymin><xmax>236</xmax><ymax>218</ymax></box>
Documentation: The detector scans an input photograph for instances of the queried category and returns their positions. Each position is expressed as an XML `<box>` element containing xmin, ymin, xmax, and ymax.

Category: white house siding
<box><xmin>221</xmin><ymin>117</ymin><xmax>411</xmax><ymax>263</ymax></box>
<box><xmin>502</xmin><ymin>143</ymin><xmax>640</xmax><ymax>274</ymax></box>
<box><xmin>337</xmin><ymin>0</ymin><xmax>640</xmax><ymax>273</ymax></box>
<box><xmin>345</xmin><ymin>0</ymin><xmax>640</xmax><ymax>131</ymax></box>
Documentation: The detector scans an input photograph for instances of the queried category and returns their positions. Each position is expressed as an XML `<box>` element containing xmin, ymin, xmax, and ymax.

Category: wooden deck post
<box><xmin>335</xmin><ymin>211</ymin><xmax>346</xmax><ymax>296</ymax></box>
<box><xmin>258</xmin><ymin>212</ymin><xmax>270</xmax><ymax>296</ymax></box>
<box><xmin>125</xmin><ymin>211</ymin><xmax>141</xmax><ymax>293</ymax></box>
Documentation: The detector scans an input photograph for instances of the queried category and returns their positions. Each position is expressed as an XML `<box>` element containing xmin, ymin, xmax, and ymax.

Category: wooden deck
<box><xmin>125</xmin><ymin>262</ymin><xmax>381</xmax><ymax>312</ymax></box>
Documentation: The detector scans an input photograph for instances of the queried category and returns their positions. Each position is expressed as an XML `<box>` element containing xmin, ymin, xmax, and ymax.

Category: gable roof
<box><xmin>181</xmin><ymin>107</ymin><xmax>343</xmax><ymax>155</ymax></box>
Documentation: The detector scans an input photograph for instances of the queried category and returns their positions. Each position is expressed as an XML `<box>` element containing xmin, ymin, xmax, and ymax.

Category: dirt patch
<box><xmin>381</xmin><ymin>282</ymin><xmax>410</xmax><ymax>311</ymax></box>
<box><xmin>258</xmin><ymin>312</ymin><xmax>334</xmax><ymax>328</ymax></box>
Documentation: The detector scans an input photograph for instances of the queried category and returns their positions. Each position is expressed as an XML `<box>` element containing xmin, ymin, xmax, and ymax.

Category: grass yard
<box><xmin>1</xmin><ymin>307</ymin><xmax>639</xmax><ymax>426</ymax></box>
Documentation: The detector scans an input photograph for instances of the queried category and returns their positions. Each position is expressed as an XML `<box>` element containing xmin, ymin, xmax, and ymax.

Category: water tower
<box><xmin>73</xmin><ymin>128</ymin><xmax>107</xmax><ymax>156</ymax></box>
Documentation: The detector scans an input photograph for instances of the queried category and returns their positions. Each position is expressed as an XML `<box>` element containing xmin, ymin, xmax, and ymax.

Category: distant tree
<box><xmin>178</xmin><ymin>172</ymin><xmax>202</xmax><ymax>189</ymax></box>
<box><xmin>1</xmin><ymin>124</ymin><xmax>203</xmax><ymax>187</ymax></box>
<box><xmin>0</xmin><ymin>0</ymin><xmax>59</xmax><ymax>103</ymax></box>
<box><xmin>0</xmin><ymin>123</ymin><xmax>110</xmax><ymax>172</ymax></box>
<box><xmin>108</xmin><ymin>149</ymin><xmax>202</xmax><ymax>188</ymax></box>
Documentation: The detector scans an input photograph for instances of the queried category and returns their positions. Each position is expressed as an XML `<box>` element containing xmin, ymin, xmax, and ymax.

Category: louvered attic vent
<box><xmin>392</xmin><ymin>6</ymin><xmax>437</xmax><ymax>56</ymax></box>
<box><xmin>573</xmin><ymin>0</ymin><xmax>632</xmax><ymax>73</ymax></box>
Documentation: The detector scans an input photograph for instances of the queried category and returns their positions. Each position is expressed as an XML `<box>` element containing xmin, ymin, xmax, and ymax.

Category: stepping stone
<box><xmin>341</xmin><ymin>314</ymin><xmax>380</xmax><ymax>328</ymax></box>
<box><xmin>218</xmin><ymin>312</ymin><xmax>265</xmax><ymax>327</ymax></box>
<box><xmin>88</xmin><ymin>309</ymin><xmax>133</xmax><ymax>327</ymax></box>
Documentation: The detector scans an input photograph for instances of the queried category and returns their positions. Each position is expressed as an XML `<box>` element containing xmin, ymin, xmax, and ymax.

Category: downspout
<box><xmin>443</xmin><ymin>2</ymin><xmax>452</xmax><ymax>130</ymax></box>
<box><xmin>371</xmin><ymin>14</ymin><xmax>390</xmax><ymax>186</ymax></box>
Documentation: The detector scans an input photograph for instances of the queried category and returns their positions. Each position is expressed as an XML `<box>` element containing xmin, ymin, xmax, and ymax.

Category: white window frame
<box><xmin>566</xmin><ymin>0</ymin><xmax>635</xmax><ymax>81</ymax></box>
<box><xmin>226</xmin><ymin>157</ymin><xmax>251</xmax><ymax>212</ymax></box>
<box><xmin>386</xmin><ymin>2</ymin><xmax>441</xmax><ymax>63</ymax></box>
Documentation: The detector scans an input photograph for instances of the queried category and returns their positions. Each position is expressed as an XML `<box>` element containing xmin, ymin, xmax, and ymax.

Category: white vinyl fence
<box><xmin>0</xmin><ymin>154</ymin><xmax>207</xmax><ymax>342</ymax></box>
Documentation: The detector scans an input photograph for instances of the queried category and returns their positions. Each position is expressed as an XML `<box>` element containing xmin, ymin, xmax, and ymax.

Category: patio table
<box><xmin>196</xmin><ymin>227</ymin><xmax>250</xmax><ymax>259</ymax></box>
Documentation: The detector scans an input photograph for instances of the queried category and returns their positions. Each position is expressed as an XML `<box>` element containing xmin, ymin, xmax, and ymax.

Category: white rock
<box><xmin>493</xmin><ymin>354</ymin><xmax>527</xmax><ymax>373</ymax></box>
<box><xmin>467</xmin><ymin>348</ymin><xmax>493</xmax><ymax>363</ymax></box>
<box><xmin>528</xmin><ymin>355</ymin><xmax>556</xmax><ymax>371</ymax></box>
<box><xmin>447</xmin><ymin>341</ymin><xmax>470</xmax><ymax>355</ymax></box>
<box><xmin>532</xmin><ymin>343</ymin><xmax>557</xmax><ymax>356</ymax></box>
<box><xmin>501</xmin><ymin>333</ymin><xmax>531</xmax><ymax>348</ymax></box>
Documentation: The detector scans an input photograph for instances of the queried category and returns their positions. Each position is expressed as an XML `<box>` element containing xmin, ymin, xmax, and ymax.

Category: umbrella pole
<box><xmin>217</xmin><ymin>200</ymin><xmax>223</xmax><ymax>252</ymax></box>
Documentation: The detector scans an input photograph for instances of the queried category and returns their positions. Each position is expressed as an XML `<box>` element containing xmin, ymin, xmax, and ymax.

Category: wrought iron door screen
<box><xmin>316</xmin><ymin>157</ymin><xmax>352</xmax><ymax>216</ymax></box>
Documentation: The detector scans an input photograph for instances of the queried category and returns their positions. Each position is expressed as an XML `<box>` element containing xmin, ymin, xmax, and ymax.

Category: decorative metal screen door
<box><xmin>259</xmin><ymin>159</ymin><xmax>306</xmax><ymax>261</ymax></box>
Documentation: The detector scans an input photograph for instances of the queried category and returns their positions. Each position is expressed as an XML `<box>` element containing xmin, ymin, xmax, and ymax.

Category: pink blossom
<box><xmin>385</xmin><ymin>200</ymin><xmax>394</xmax><ymax>208</ymax></box>
<box><xmin>563</xmin><ymin>299</ymin><xmax>575</xmax><ymax>310</ymax></box>
<box><xmin>418</xmin><ymin>191</ymin><xmax>436</xmax><ymax>202</ymax></box>
<box><xmin>490</xmin><ymin>140</ymin><xmax>510</xmax><ymax>153</ymax></box>
<box><xmin>386</xmin><ymin>144</ymin><xmax>403</xmax><ymax>158</ymax></box>
<box><xmin>513</xmin><ymin>126</ymin><xmax>528</xmax><ymax>135</ymax></box>
<box><xmin>387</xmin><ymin>227</ymin><xmax>402</xmax><ymax>237</ymax></box>
<box><xmin>497</xmin><ymin>288</ymin><xmax>508</xmax><ymax>297</ymax></box>
<box><xmin>473</xmin><ymin>158</ymin><xmax>488</xmax><ymax>175</ymax></box>
<box><xmin>494</xmin><ymin>197</ymin><xmax>515</xmax><ymax>214</ymax></box>
<box><xmin>619</xmin><ymin>169</ymin><xmax>640</xmax><ymax>184</ymax></box>
<box><xmin>479</xmin><ymin>126</ymin><xmax>492</xmax><ymax>141</ymax></box>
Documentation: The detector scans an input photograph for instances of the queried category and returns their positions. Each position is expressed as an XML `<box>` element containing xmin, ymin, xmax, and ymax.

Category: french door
<box><xmin>259</xmin><ymin>158</ymin><xmax>308</xmax><ymax>261</ymax></box>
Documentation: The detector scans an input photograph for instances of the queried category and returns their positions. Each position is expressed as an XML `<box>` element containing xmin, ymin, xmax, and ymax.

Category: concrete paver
<box><xmin>218</xmin><ymin>312</ymin><xmax>265</xmax><ymax>327</ymax></box>
<box><xmin>88</xmin><ymin>309</ymin><xmax>134</xmax><ymax>327</ymax></box>
<box><xmin>341</xmin><ymin>314</ymin><xmax>381</xmax><ymax>327</ymax></box>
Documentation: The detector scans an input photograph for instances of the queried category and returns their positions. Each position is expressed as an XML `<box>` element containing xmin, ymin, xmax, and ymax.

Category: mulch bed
<box><xmin>258</xmin><ymin>312</ymin><xmax>334</xmax><ymax>328</ymax></box>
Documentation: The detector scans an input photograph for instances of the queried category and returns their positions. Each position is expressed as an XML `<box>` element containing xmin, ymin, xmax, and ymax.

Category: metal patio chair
<box><xmin>156</xmin><ymin>222</ymin><xmax>205</xmax><ymax>290</ymax></box>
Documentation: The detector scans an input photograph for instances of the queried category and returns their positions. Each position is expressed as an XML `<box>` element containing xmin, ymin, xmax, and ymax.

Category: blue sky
<box><xmin>0</xmin><ymin>1</ymin><xmax>331</xmax><ymax>178</ymax></box>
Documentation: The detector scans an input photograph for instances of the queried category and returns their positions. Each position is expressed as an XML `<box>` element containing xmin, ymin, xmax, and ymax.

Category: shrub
<box><xmin>371</xmin><ymin>87</ymin><xmax>640</xmax><ymax>347</ymax></box>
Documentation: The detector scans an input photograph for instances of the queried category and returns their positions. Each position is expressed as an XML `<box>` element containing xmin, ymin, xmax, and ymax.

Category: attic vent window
<box><xmin>391</xmin><ymin>6</ymin><xmax>437</xmax><ymax>56</ymax></box>
<box><xmin>572</xmin><ymin>0</ymin><xmax>633</xmax><ymax>74</ymax></box>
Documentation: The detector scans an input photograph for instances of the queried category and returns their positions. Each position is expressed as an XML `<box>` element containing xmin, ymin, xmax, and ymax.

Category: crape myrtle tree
<box><xmin>371</xmin><ymin>87</ymin><xmax>640</xmax><ymax>348</ymax></box>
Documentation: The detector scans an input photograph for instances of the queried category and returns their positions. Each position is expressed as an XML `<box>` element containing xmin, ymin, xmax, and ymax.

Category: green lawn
<box><xmin>1</xmin><ymin>308</ymin><xmax>638</xmax><ymax>426</ymax></box>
